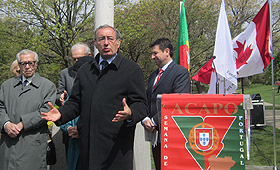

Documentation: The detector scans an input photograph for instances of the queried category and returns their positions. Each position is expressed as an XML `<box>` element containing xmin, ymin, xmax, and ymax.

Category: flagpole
<box><xmin>224</xmin><ymin>77</ymin><xmax>226</xmax><ymax>94</ymax></box>
<box><xmin>269</xmin><ymin>0</ymin><xmax>277</xmax><ymax>168</ymax></box>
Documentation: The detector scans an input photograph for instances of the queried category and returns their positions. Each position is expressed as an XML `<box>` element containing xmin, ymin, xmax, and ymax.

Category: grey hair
<box><xmin>16</xmin><ymin>49</ymin><xmax>39</xmax><ymax>62</ymax></box>
<box><xmin>71</xmin><ymin>42</ymin><xmax>91</xmax><ymax>56</ymax></box>
<box><xmin>93</xmin><ymin>24</ymin><xmax>121</xmax><ymax>41</ymax></box>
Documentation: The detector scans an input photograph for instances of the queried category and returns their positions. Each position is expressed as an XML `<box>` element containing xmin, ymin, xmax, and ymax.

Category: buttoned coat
<box><xmin>56</xmin><ymin>52</ymin><xmax>148</xmax><ymax>170</ymax></box>
<box><xmin>0</xmin><ymin>73</ymin><xmax>56</xmax><ymax>170</ymax></box>
<box><xmin>147</xmin><ymin>61</ymin><xmax>190</xmax><ymax>125</ymax></box>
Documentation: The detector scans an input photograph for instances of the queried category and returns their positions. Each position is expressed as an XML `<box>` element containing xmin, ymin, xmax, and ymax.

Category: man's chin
<box><xmin>101</xmin><ymin>53</ymin><xmax>114</xmax><ymax>59</ymax></box>
<box><xmin>23</xmin><ymin>73</ymin><xmax>33</xmax><ymax>78</ymax></box>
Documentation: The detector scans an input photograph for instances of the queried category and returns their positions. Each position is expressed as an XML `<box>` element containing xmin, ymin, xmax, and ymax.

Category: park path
<box><xmin>262</xmin><ymin>102</ymin><xmax>280</xmax><ymax>129</ymax></box>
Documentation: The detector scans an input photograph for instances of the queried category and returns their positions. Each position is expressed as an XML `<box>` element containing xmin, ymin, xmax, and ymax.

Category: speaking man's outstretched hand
<box><xmin>112</xmin><ymin>98</ymin><xmax>132</xmax><ymax>122</ymax></box>
<box><xmin>42</xmin><ymin>102</ymin><xmax>61</xmax><ymax>122</ymax></box>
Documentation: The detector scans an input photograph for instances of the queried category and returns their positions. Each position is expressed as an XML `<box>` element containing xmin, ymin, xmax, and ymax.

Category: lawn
<box><xmin>237</xmin><ymin>83</ymin><xmax>280</xmax><ymax>167</ymax></box>
<box><xmin>236</xmin><ymin>83</ymin><xmax>280</xmax><ymax>109</ymax></box>
<box><xmin>246</xmin><ymin>126</ymin><xmax>280</xmax><ymax>167</ymax></box>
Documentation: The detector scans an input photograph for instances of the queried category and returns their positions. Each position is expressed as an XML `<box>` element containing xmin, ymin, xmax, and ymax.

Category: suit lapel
<box><xmin>153</xmin><ymin>61</ymin><xmax>175</xmax><ymax>91</ymax></box>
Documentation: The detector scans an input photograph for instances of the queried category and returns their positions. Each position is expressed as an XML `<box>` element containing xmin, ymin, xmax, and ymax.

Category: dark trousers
<box><xmin>62</xmin><ymin>132</ymin><xmax>69</xmax><ymax>160</ymax></box>
<box><xmin>152</xmin><ymin>143</ymin><xmax>161</xmax><ymax>170</ymax></box>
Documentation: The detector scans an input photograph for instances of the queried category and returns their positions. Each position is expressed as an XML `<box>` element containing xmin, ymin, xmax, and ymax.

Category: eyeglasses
<box><xmin>97</xmin><ymin>36</ymin><xmax>116</xmax><ymax>44</ymax></box>
<box><xmin>19</xmin><ymin>61</ymin><xmax>37</xmax><ymax>67</ymax></box>
<box><xmin>16</xmin><ymin>70</ymin><xmax>20</xmax><ymax>73</ymax></box>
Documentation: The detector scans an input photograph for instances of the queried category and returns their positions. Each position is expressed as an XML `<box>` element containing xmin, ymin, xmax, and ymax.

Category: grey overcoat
<box><xmin>55</xmin><ymin>66</ymin><xmax>75</xmax><ymax>106</ymax></box>
<box><xmin>0</xmin><ymin>73</ymin><xmax>56</xmax><ymax>170</ymax></box>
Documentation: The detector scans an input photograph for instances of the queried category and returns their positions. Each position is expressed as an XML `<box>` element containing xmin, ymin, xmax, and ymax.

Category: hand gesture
<box><xmin>41</xmin><ymin>102</ymin><xmax>61</xmax><ymax>122</ymax></box>
<box><xmin>112</xmin><ymin>98</ymin><xmax>132</xmax><ymax>122</ymax></box>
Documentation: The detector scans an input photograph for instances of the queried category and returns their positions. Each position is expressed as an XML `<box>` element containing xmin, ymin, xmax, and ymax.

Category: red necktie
<box><xmin>153</xmin><ymin>69</ymin><xmax>163</xmax><ymax>90</ymax></box>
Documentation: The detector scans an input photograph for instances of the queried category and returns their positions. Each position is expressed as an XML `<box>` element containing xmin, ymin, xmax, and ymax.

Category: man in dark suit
<box><xmin>55</xmin><ymin>42</ymin><xmax>91</xmax><ymax>160</ymax></box>
<box><xmin>142</xmin><ymin>38</ymin><xmax>190</xmax><ymax>170</ymax></box>
<box><xmin>42</xmin><ymin>24</ymin><xmax>148</xmax><ymax>170</ymax></box>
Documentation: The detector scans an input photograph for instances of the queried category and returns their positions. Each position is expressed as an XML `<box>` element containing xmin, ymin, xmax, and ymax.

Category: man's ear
<box><xmin>117</xmin><ymin>39</ymin><xmax>121</xmax><ymax>48</ymax></box>
<box><xmin>164</xmin><ymin>48</ymin><xmax>170</xmax><ymax>57</ymax></box>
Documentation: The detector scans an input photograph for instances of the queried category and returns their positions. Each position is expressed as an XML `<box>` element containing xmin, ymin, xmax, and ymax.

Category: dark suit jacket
<box><xmin>55</xmin><ymin>66</ymin><xmax>75</xmax><ymax>106</ymax></box>
<box><xmin>147</xmin><ymin>61</ymin><xmax>190</xmax><ymax>125</ymax></box>
<box><xmin>56</xmin><ymin>52</ymin><xmax>148</xmax><ymax>170</ymax></box>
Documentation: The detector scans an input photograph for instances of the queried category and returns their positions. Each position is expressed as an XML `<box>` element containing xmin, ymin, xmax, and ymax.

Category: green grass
<box><xmin>246</xmin><ymin>126</ymin><xmax>280</xmax><ymax>167</ymax></box>
<box><xmin>236</xmin><ymin>83</ymin><xmax>280</xmax><ymax>110</ymax></box>
<box><xmin>238</xmin><ymin>83</ymin><xmax>280</xmax><ymax>167</ymax></box>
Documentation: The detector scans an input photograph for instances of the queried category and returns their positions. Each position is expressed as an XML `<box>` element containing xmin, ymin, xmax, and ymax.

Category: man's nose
<box><xmin>104</xmin><ymin>38</ymin><xmax>110</xmax><ymax>45</ymax></box>
<box><xmin>25</xmin><ymin>64</ymin><xmax>30</xmax><ymax>69</ymax></box>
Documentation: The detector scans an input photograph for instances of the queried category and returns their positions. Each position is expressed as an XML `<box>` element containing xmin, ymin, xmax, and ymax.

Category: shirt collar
<box><xmin>160</xmin><ymin>60</ymin><xmax>173</xmax><ymax>71</ymax></box>
<box><xmin>99</xmin><ymin>53</ymin><xmax>117</xmax><ymax>65</ymax></box>
<box><xmin>22</xmin><ymin>74</ymin><xmax>35</xmax><ymax>85</ymax></box>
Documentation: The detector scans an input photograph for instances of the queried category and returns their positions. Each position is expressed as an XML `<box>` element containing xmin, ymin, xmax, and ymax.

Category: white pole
<box><xmin>94</xmin><ymin>0</ymin><xmax>114</xmax><ymax>56</ymax></box>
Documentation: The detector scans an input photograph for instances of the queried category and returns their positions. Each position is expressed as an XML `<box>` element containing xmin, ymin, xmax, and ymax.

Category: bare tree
<box><xmin>1</xmin><ymin>0</ymin><xmax>95</xmax><ymax>67</ymax></box>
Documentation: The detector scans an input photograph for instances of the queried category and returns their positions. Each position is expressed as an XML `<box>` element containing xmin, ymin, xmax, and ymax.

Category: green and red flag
<box><xmin>175</xmin><ymin>1</ymin><xmax>190</xmax><ymax>70</ymax></box>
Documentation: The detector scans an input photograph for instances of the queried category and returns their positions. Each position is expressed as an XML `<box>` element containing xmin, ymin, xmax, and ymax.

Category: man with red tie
<box><xmin>142</xmin><ymin>38</ymin><xmax>190</xmax><ymax>170</ymax></box>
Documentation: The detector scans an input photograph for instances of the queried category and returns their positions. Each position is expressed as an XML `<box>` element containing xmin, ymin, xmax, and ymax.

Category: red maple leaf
<box><xmin>234</xmin><ymin>40</ymin><xmax>253</xmax><ymax>71</ymax></box>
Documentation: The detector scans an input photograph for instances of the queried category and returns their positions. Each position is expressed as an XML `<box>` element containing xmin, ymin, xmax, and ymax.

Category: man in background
<box><xmin>56</xmin><ymin>42</ymin><xmax>91</xmax><ymax>159</ymax></box>
<box><xmin>0</xmin><ymin>49</ymin><xmax>56</xmax><ymax>169</ymax></box>
<box><xmin>142</xmin><ymin>38</ymin><xmax>190</xmax><ymax>170</ymax></box>
<box><xmin>56</xmin><ymin>42</ymin><xmax>92</xmax><ymax>106</ymax></box>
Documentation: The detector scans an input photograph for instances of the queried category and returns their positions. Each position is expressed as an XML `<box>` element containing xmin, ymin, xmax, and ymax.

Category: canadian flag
<box><xmin>193</xmin><ymin>0</ymin><xmax>272</xmax><ymax>88</ymax></box>
<box><xmin>233</xmin><ymin>0</ymin><xmax>272</xmax><ymax>78</ymax></box>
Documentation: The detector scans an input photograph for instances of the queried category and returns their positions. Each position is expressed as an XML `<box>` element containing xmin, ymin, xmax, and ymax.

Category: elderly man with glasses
<box><xmin>42</xmin><ymin>25</ymin><xmax>148</xmax><ymax>170</ymax></box>
<box><xmin>0</xmin><ymin>49</ymin><xmax>56</xmax><ymax>170</ymax></box>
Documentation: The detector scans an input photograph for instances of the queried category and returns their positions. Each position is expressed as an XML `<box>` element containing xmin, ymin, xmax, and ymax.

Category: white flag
<box><xmin>208</xmin><ymin>0</ymin><xmax>237</xmax><ymax>94</ymax></box>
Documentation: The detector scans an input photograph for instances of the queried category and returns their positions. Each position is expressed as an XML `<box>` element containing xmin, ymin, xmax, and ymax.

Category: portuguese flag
<box><xmin>175</xmin><ymin>1</ymin><xmax>190</xmax><ymax>70</ymax></box>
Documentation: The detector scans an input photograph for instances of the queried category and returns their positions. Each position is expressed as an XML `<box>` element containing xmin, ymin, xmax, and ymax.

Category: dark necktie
<box><xmin>153</xmin><ymin>69</ymin><xmax>163</xmax><ymax>90</ymax></box>
<box><xmin>24</xmin><ymin>80</ymin><xmax>28</xmax><ymax>87</ymax></box>
<box><xmin>100</xmin><ymin>60</ymin><xmax>108</xmax><ymax>71</ymax></box>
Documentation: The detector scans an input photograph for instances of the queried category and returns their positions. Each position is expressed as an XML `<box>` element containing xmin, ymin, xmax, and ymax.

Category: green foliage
<box><xmin>264</xmin><ymin>52</ymin><xmax>280</xmax><ymax>85</ymax></box>
<box><xmin>251</xmin><ymin>73</ymin><xmax>266</xmax><ymax>84</ymax></box>
<box><xmin>0</xmin><ymin>17</ymin><xmax>41</xmax><ymax>84</ymax></box>
<box><xmin>1</xmin><ymin>0</ymin><xmax>95</xmax><ymax>68</ymax></box>
<box><xmin>115</xmin><ymin>0</ymin><xmax>181</xmax><ymax>84</ymax></box>
<box><xmin>0</xmin><ymin>0</ymin><xmax>95</xmax><ymax>85</ymax></box>
<box><xmin>246</xmin><ymin>126</ymin><xmax>280</xmax><ymax>166</ymax></box>
<box><xmin>0</xmin><ymin>0</ymin><xmax>279</xmax><ymax>88</ymax></box>
<box><xmin>115</xmin><ymin>0</ymin><xmax>219</xmax><ymax>84</ymax></box>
